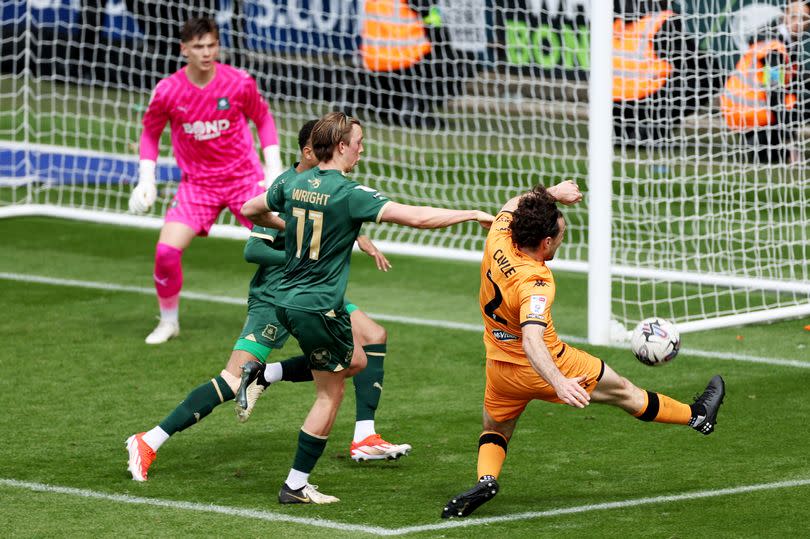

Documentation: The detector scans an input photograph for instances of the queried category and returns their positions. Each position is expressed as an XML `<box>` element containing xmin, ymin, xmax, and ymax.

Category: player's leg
<box><xmin>347</xmin><ymin>306</ymin><xmax>412</xmax><ymax>462</ymax></box>
<box><xmin>237</xmin><ymin>325</ymin><xmax>368</xmax><ymax>418</ymax></box>
<box><xmin>146</xmin><ymin>221</ymin><xmax>196</xmax><ymax>344</ymax></box>
<box><xmin>147</xmin><ymin>180</ymin><xmax>223</xmax><ymax>344</ymax></box>
<box><xmin>128</xmin><ymin>299</ymin><xmax>283</xmax><ymax>480</ymax></box>
<box><xmin>125</xmin><ymin>348</ymin><xmax>258</xmax><ymax>481</ymax></box>
<box><xmin>230</xmin><ymin>300</ymin><xmax>293</xmax><ymax>421</ymax></box>
<box><xmin>591</xmin><ymin>363</ymin><xmax>725</xmax><ymax>435</ymax></box>
<box><xmin>276</xmin><ymin>306</ymin><xmax>353</xmax><ymax>505</ymax></box>
<box><xmin>442</xmin><ymin>359</ymin><xmax>529</xmax><ymax>519</ymax></box>
<box><xmin>278</xmin><ymin>370</ymin><xmax>345</xmax><ymax>505</ymax></box>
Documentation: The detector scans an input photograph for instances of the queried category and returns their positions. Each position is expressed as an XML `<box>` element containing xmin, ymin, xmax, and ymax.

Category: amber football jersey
<box><xmin>479</xmin><ymin>211</ymin><xmax>564</xmax><ymax>365</ymax></box>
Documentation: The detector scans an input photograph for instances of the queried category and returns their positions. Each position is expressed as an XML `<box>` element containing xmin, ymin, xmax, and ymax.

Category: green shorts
<box><xmin>233</xmin><ymin>300</ymin><xmax>291</xmax><ymax>362</ymax></box>
<box><xmin>275</xmin><ymin>305</ymin><xmax>354</xmax><ymax>372</ymax></box>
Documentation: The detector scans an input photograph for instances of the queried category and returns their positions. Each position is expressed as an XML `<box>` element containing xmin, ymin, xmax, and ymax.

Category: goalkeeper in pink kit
<box><xmin>129</xmin><ymin>17</ymin><xmax>284</xmax><ymax>344</ymax></box>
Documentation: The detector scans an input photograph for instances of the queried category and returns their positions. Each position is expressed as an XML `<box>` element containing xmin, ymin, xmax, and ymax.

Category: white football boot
<box><xmin>278</xmin><ymin>483</ymin><xmax>340</xmax><ymax>504</ymax></box>
<box><xmin>145</xmin><ymin>320</ymin><xmax>180</xmax><ymax>344</ymax></box>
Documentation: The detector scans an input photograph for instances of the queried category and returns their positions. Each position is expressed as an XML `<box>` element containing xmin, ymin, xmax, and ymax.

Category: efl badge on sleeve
<box><xmin>529</xmin><ymin>295</ymin><xmax>548</xmax><ymax>319</ymax></box>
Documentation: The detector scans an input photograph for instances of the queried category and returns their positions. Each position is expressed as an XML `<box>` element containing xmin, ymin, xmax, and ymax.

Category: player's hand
<box><xmin>475</xmin><ymin>211</ymin><xmax>496</xmax><ymax>229</ymax></box>
<box><xmin>356</xmin><ymin>235</ymin><xmax>391</xmax><ymax>272</ymax></box>
<box><xmin>548</xmin><ymin>180</ymin><xmax>582</xmax><ymax>206</ymax></box>
<box><xmin>553</xmin><ymin>375</ymin><xmax>591</xmax><ymax>408</ymax></box>
<box><xmin>128</xmin><ymin>182</ymin><xmax>157</xmax><ymax>214</ymax></box>
<box><xmin>261</xmin><ymin>145</ymin><xmax>283</xmax><ymax>188</ymax></box>
<box><xmin>262</xmin><ymin>163</ymin><xmax>284</xmax><ymax>189</ymax></box>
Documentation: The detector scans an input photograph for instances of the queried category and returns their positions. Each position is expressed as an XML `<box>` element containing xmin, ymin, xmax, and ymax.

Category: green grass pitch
<box><xmin>1</xmin><ymin>217</ymin><xmax>809</xmax><ymax>537</ymax></box>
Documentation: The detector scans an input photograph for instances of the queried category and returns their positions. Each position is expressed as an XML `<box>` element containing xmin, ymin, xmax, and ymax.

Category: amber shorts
<box><xmin>484</xmin><ymin>344</ymin><xmax>605</xmax><ymax>423</ymax></box>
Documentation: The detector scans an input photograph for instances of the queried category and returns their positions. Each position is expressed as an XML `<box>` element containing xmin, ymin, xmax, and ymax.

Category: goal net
<box><xmin>1</xmin><ymin>1</ymin><xmax>807</xmax><ymax>340</ymax></box>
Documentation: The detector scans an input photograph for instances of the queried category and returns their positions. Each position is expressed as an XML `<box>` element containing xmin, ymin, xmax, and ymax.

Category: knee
<box><xmin>365</xmin><ymin>323</ymin><xmax>387</xmax><ymax>345</ymax></box>
<box><xmin>353</xmin><ymin>318</ymin><xmax>387</xmax><ymax>346</ymax></box>
<box><xmin>155</xmin><ymin>242</ymin><xmax>183</xmax><ymax>269</ymax></box>
<box><xmin>597</xmin><ymin>375</ymin><xmax>636</xmax><ymax>405</ymax></box>
<box><xmin>611</xmin><ymin>376</ymin><xmax>643</xmax><ymax>407</ymax></box>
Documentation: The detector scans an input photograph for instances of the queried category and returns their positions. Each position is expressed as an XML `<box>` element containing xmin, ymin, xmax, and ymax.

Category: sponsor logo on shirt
<box><xmin>308</xmin><ymin>178</ymin><xmax>321</xmax><ymax>189</ymax></box>
<box><xmin>530</xmin><ymin>295</ymin><xmax>547</xmax><ymax>316</ymax></box>
<box><xmin>492</xmin><ymin>329</ymin><xmax>519</xmax><ymax>341</ymax></box>
<box><xmin>534</xmin><ymin>280</ymin><xmax>549</xmax><ymax>287</ymax></box>
<box><xmin>217</xmin><ymin>97</ymin><xmax>230</xmax><ymax>110</ymax></box>
<box><xmin>181</xmin><ymin>119</ymin><xmax>231</xmax><ymax>141</ymax></box>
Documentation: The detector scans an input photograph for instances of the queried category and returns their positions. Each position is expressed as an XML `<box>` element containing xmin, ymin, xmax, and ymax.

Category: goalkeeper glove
<box><xmin>261</xmin><ymin>145</ymin><xmax>284</xmax><ymax>188</ymax></box>
<box><xmin>128</xmin><ymin>160</ymin><xmax>157</xmax><ymax>214</ymax></box>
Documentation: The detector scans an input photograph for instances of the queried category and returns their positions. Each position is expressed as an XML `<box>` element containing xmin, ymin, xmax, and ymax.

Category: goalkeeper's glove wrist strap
<box><xmin>138</xmin><ymin>159</ymin><xmax>157</xmax><ymax>186</ymax></box>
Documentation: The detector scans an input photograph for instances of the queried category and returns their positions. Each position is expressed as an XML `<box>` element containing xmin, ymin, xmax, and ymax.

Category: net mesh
<box><xmin>0</xmin><ymin>0</ymin><xmax>807</xmax><ymax>331</ymax></box>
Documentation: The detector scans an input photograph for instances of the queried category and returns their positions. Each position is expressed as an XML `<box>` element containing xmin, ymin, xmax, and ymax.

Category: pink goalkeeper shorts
<box><xmin>165</xmin><ymin>176</ymin><xmax>265</xmax><ymax>236</ymax></box>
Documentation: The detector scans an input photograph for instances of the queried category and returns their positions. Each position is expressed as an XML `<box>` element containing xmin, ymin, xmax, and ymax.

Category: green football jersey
<box><xmin>265</xmin><ymin>167</ymin><xmax>390</xmax><ymax>312</ymax></box>
<box><xmin>243</xmin><ymin>164</ymin><xmax>300</xmax><ymax>305</ymax></box>
<box><xmin>244</xmin><ymin>225</ymin><xmax>285</xmax><ymax>305</ymax></box>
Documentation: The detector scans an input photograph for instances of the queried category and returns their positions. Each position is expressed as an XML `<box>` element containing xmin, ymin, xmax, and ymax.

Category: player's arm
<box><xmin>240</xmin><ymin>192</ymin><xmax>286</xmax><ymax>230</ymax></box>
<box><xmin>499</xmin><ymin>180</ymin><xmax>582</xmax><ymax>214</ymax></box>
<box><xmin>244</xmin><ymin>234</ymin><xmax>285</xmax><ymax>267</ymax></box>
<box><xmin>241</xmin><ymin>72</ymin><xmax>283</xmax><ymax>187</ymax></box>
<box><xmin>129</xmin><ymin>84</ymin><xmax>168</xmax><ymax>214</ymax></box>
<box><xmin>356</xmin><ymin>235</ymin><xmax>391</xmax><ymax>272</ymax></box>
<box><xmin>379</xmin><ymin>202</ymin><xmax>494</xmax><ymax>229</ymax></box>
<box><xmin>522</xmin><ymin>324</ymin><xmax>590</xmax><ymax>408</ymax></box>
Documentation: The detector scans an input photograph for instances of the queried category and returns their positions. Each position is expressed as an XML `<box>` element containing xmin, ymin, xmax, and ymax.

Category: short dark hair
<box><xmin>510</xmin><ymin>186</ymin><xmax>562</xmax><ymax>250</ymax></box>
<box><xmin>310</xmin><ymin>112</ymin><xmax>362</xmax><ymax>162</ymax></box>
<box><xmin>297</xmin><ymin>120</ymin><xmax>319</xmax><ymax>151</ymax></box>
<box><xmin>180</xmin><ymin>18</ymin><xmax>219</xmax><ymax>43</ymax></box>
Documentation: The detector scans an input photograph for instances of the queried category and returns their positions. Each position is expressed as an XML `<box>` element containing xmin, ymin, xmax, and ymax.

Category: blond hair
<box><xmin>310</xmin><ymin>112</ymin><xmax>362</xmax><ymax>162</ymax></box>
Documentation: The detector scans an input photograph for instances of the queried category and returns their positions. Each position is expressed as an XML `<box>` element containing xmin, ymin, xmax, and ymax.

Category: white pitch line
<box><xmin>2</xmin><ymin>477</ymin><xmax>809</xmax><ymax>536</ymax></box>
<box><xmin>1</xmin><ymin>271</ymin><xmax>808</xmax><ymax>370</ymax></box>
<box><xmin>0</xmin><ymin>478</ymin><xmax>389</xmax><ymax>536</ymax></box>
<box><xmin>391</xmin><ymin>478</ymin><xmax>810</xmax><ymax>535</ymax></box>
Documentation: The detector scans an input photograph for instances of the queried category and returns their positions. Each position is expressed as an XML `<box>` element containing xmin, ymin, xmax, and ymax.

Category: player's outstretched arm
<box><xmin>240</xmin><ymin>193</ymin><xmax>285</xmax><ymax>230</ymax></box>
<box><xmin>380</xmin><ymin>202</ymin><xmax>494</xmax><ymax>230</ymax></box>
<box><xmin>356</xmin><ymin>235</ymin><xmax>391</xmax><ymax>272</ymax></box>
<box><xmin>522</xmin><ymin>324</ymin><xmax>590</xmax><ymax>408</ymax></box>
<box><xmin>498</xmin><ymin>180</ymin><xmax>582</xmax><ymax>214</ymax></box>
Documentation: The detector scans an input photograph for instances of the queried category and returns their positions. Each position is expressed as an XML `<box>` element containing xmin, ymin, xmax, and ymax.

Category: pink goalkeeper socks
<box><xmin>154</xmin><ymin>242</ymin><xmax>183</xmax><ymax>315</ymax></box>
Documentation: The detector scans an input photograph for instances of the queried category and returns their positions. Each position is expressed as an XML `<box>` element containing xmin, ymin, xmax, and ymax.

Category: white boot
<box><xmin>145</xmin><ymin>320</ymin><xmax>180</xmax><ymax>344</ymax></box>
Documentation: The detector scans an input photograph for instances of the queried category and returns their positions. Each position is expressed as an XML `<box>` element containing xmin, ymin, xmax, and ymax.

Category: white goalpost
<box><xmin>1</xmin><ymin>0</ymin><xmax>808</xmax><ymax>342</ymax></box>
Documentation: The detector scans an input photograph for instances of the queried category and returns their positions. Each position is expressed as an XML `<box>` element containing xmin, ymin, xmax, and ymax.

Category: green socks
<box><xmin>281</xmin><ymin>355</ymin><xmax>314</xmax><ymax>382</ymax></box>
<box><xmin>158</xmin><ymin>376</ymin><xmax>234</xmax><ymax>435</ymax></box>
<box><xmin>353</xmin><ymin>344</ymin><xmax>386</xmax><ymax>421</ymax></box>
<box><xmin>291</xmin><ymin>430</ymin><xmax>328</xmax><ymax>473</ymax></box>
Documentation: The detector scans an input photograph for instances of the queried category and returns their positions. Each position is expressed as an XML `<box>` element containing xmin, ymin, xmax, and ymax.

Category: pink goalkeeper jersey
<box><xmin>140</xmin><ymin>63</ymin><xmax>278</xmax><ymax>185</ymax></box>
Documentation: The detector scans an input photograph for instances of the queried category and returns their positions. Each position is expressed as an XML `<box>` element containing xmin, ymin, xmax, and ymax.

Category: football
<box><xmin>630</xmin><ymin>317</ymin><xmax>680</xmax><ymax>366</ymax></box>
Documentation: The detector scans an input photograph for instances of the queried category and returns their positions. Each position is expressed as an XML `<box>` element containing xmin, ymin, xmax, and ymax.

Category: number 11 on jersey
<box><xmin>292</xmin><ymin>207</ymin><xmax>324</xmax><ymax>260</ymax></box>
